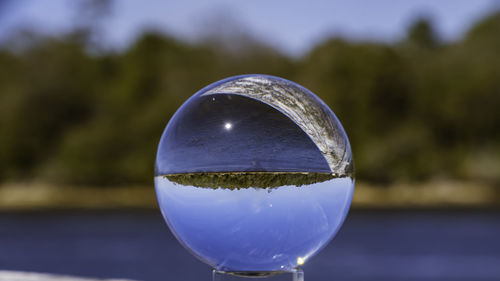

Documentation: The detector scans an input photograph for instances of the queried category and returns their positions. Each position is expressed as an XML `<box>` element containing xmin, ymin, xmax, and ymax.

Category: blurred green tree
<box><xmin>0</xmin><ymin>11</ymin><xmax>499</xmax><ymax>186</ymax></box>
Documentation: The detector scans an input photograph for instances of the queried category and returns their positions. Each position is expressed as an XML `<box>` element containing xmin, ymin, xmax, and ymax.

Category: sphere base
<box><xmin>213</xmin><ymin>269</ymin><xmax>304</xmax><ymax>281</ymax></box>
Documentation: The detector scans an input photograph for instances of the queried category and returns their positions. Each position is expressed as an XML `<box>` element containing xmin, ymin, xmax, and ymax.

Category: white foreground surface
<box><xmin>0</xmin><ymin>271</ymin><xmax>137</xmax><ymax>281</ymax></box>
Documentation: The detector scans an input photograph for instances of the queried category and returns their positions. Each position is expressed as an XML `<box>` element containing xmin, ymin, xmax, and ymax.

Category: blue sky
<box><xmin>0</xmin><ymin>0</ymin><xmax>498</xmax><ymax>56</ymax></box>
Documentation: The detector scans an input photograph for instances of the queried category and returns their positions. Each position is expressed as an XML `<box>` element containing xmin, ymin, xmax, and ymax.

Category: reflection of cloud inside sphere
<box><xmin>155</xmin><ymin>75</ymin><xmax>354</xmax><ymax>274</ymax></box>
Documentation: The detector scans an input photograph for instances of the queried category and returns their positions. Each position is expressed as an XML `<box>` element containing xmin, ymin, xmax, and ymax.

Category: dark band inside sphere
<box><xmin>156</xmin><ymin>94</ymin><xmax>331</xmax><ymax>175</ymax></box>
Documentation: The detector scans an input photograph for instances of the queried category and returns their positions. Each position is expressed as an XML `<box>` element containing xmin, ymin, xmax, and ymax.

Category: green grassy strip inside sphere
<box><xmin>163</xmin><ymin>172</ymin><xmax>349</xmax><ymax>189</ymax></box>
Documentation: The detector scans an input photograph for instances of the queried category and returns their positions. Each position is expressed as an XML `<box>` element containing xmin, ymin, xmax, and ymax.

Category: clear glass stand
<box><xmin>212</xmin><ymin>269</ymin><xmax>304</xmax><ymax>281</ymax></box>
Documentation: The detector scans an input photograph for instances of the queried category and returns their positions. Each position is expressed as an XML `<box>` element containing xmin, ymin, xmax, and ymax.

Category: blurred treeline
<box><xmin>0</xmin><ymin>12</ymin><xmax>499</xmax><ymax>187</ymax></box>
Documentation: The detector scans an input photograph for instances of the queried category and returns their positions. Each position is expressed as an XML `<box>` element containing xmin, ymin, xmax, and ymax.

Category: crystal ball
<box><xmin>155</xmin><ymin>75</ymin><xmax>354</xmax><ymax>273</ymax></box>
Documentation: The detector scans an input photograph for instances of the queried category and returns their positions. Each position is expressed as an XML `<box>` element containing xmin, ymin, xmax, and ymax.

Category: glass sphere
<box><xmin>155</xmin><ymin>75</ymin><xmax>354</xmax><ymax>274</ymax></box>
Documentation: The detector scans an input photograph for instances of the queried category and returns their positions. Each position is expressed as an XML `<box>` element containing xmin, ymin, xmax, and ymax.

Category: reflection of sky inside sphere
<box><xmin>155</xmin><ymin>176</ymin><xmax>354</xmax><ymax>272</ymax></box>
<box><xmin>155</xmin><ymin>75</ymin><xmax>354</xmax><ymax>273</ymax></box>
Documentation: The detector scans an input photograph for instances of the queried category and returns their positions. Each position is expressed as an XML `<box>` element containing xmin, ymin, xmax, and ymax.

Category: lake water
<box><xmin>0</xmin><ymin>210</ymin><xmax>499</xmax><ymax>281</ymax></box>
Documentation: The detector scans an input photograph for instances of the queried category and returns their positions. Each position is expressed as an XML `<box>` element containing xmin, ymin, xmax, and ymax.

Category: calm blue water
<box><xmin>0</xmin><ymin>210</ymin><xmax>499</xmax><ymax>281</ymax></box>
